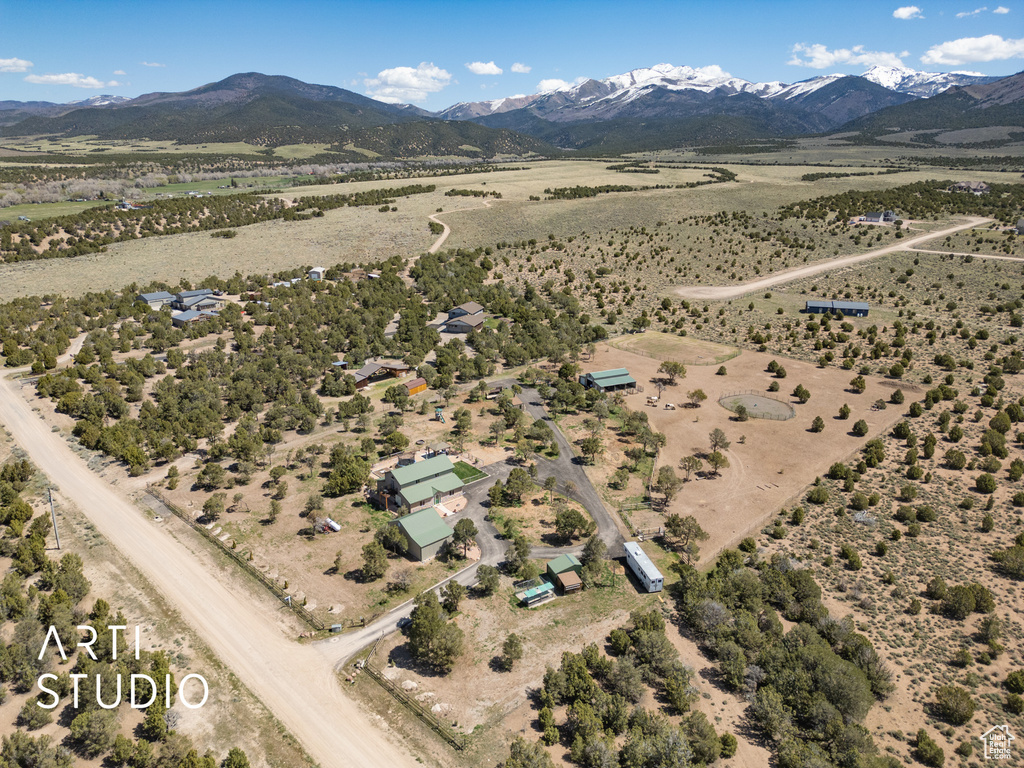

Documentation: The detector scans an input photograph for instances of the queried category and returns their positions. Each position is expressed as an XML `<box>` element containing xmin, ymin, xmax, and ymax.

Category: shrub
<box><xmin>719</xmin><ymin>733</ymin><xmax>738</xmax><ymax>759</ymax></box>
<box><xmin>807</xmin><ymin>487</ymin><xmax>829</xmax><ymax>505</ymax></box>
<box><xmin>1005</xmin><ymin>669</ymin><xmax>1024</xmax><ymax>694</ymax></box>
<box><xmin>934</xmin><ymin>685</ymin><xmax>975</xmax><ymax>725</ymax></box>
<box><xmin>852</xmin><ymin>420</ymin><xmax>869</xmax><ymax>437</ymax></box>
<box><xmin>1006</xmin><ymin>694</ymin><xmax>1024</xmax><ymax>715</ymax></box>
<box><xmin>976</xmin><ymin>473</ymin><xmax>998</xmax><ymax>494</ymax></box>
<box><xmin>914</xmin><ymin>729</ymin><xmax>945</xmax><ymax>768</ymax></box>
<box><xmin>716</xmin><ymin>366</ymin><xmax>727</xmax><ymax>376</ymax></box>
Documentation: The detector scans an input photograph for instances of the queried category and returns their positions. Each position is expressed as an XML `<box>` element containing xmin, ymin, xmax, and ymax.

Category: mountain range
<box><xmin>0</xmin><ymin>64</ymin><xmax>1020</xmax><ymax>157</ymax></box>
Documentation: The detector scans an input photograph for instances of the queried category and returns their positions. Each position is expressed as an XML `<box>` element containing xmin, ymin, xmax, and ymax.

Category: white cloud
<box><xmin>24</xmin><ymin>73</ymin><xmax>123</xmax><ymax>89</ymax></box>
<box><xmin>893</xmin><ymin>5</ymin><xmax>924</xmax><ymax>18</ymax></box>
<box><xmin>511</xmin><ymin>62</ymin><xmax>531</xmax><ymax>73</ymax></box>
<box><xmin>922</xmin><ymin>33</ymin><xmax>1024</xmax><ymax>63</ymax></box>
<box><xmin>537</xmin><ymin>77</ymin><xmax>586</xmax><ymax>92</ymax></box>
<box><xmin>466</xmin><ymin>61</ymin><xmax>502</xmax><ymax>75</ymax></box>
<box><xmin>994</xmin><ymin>5</ymin><xmax>1010</xmax><ymax>11</ymax></box>
<box><xmin>956</xmin><ymin>6</ymin><xmax>987</xmax><ymax>17</ymax></box>
<box><xmin>140</xmin><ymin>61</ymin><xmax>165</xmax><ymax>68</ymax></box>
<box><xmin>113</xmin><ymin>69</ymin><xmax>127</xmax><ymax>76</ymax></box>
<box><xmin>0</xmin><ymin>57</ymin><xmax>33</xmax><ymax>73</ymax></box>
<box><xmin>788</xmin><ymin>43</ymin><xmax>907</xmax><ymax>68</ymax></box>
<box><xmin>364</xmin><ymin>62</ymin><xmax>452</xmax><ymax>103</ymax></box>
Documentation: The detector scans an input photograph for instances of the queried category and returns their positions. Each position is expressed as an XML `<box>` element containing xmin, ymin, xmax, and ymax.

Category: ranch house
<box><xmin>447</xmin><ymin>301</ymin><xmax>484</xmax><ymax>319</ymax></box>
<box><xmin>377</xmin><ymin>454</ymin><xmax>465</xmax><ymax>512</ymax></box>
<box><xmin>805</xmin><ymin>300</ymin><xmax>869</xmax><ymax>318</ymax></box>
<box><xmin>442</xmin><ymin>314</ymin><xmax>485</xmax><ymax>333</ymax></box>
<box><xmin>579</xmin><ymin>368</ymin><xmax>637</xmax><ymax>393</ymax></box>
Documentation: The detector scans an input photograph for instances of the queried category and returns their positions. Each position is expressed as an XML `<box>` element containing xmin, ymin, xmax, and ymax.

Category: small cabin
<box><xmin>308</xmin><ymin>266</ymin><xmax>327</xmax><ymax>281</ymax></box>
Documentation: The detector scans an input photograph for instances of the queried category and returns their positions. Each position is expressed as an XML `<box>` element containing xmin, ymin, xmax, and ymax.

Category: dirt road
<box><xmin>0</xmin><ymin>373</ymin><xmax>419</xmax><ymax>768</ymax></box>
<box><xmin>427</xmin><ymin>198</ymin><xmax>496</xmax><ymax>254</ymax></box>
<box><xmin>673</xmin><ymin>217</ymin><xmax>990</xmax><ymax>300</ymax></box>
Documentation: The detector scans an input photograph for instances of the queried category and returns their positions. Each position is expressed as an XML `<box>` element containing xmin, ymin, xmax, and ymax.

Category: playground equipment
<box><xmin>435</xmin><ymin>406</ymin><xmax>445</xmax><ymax>423</ymax></box>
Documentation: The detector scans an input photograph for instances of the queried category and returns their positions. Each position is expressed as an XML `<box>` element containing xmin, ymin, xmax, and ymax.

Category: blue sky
<box><xmin>1</xmin><ymin>0</ymin><xmax>1022</xmax><ymax>109</ymax></box>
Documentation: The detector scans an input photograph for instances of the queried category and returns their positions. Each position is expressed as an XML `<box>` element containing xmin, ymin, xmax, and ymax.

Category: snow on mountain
<box><xmin>438</xmin><ymin>62</ymin><xmax>1007</xmax><ymax>120</ymax></box>
<box><xmin>68</xmin><ymin>94</ymin><xmax>131</xmax><ymax>108</ymax></box>
<box><xmin>770</xmin><ymin>74</ymin><xmax>846</xmax><ymax>100</ymax></box>
<box><xmin>861</xmin><ymin>65</ymin><xmax>996</xmax><ymax>97</ymax></box>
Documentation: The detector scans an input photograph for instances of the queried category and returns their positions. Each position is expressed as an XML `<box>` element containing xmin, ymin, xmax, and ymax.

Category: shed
<box><xmin>405</xmin><ymin>377</ymin><xmax>428</xmax><ymax>396</ymax></box>
<box><xmin>556</xmin><ymin>570</ymin><xmax>582</xmax><ymax>593</ymax></box>
<box><xmin>395</xmin><ymin>507</ymin><xmax>453</xmax><ymax>561</ymax></box>
<box><xmin>308</xmin><ymin>266</ymin><xmax>327</xmax><ymax>281</ymax></box>
<box><xmin>624</xmin><ymin>541</ymin><xmax>663</xmax><ymax>593</ymax></box>
<box><xmin>546</xmin><ymin>554</ymin><xmax>582</xmax><ymax>583</ymax></box>
<box><xmin>579</xmin><ymin>368</ymin><xmax>637</xmax><ymax>393</ymax></box>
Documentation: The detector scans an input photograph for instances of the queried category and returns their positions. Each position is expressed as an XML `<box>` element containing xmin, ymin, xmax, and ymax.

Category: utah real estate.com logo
<box><xmin>981</xmin><ymin>725</ymin><xmax>1015</xmax><ymax>760</ymax></box>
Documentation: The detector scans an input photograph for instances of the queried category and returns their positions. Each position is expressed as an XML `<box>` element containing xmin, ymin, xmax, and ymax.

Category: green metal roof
<box><xmin>389</xmin><ymin>455</ymin><xmax>455</xmax><ymax>487</ymax></box>
<box><xmin>587</xmin><ymin>369</ymin><xmax>636</xmax><ymax>387</ymax></box>
<box><xmin>397</xmin><ymin>507</ymin><xmax>454</xmax><ymax>547</ymax></box>
<box><xmin>398</xmin><ymin>472</ymin><xmax>464</xmax><ymax>505</ymax></box>
<box><xmin>547</xmin><ymin>554</ymin><xmax>582</xmax><ymax>576</ymax></box>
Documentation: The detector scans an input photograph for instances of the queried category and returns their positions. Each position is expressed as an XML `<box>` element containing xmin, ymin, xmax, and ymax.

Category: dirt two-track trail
<box><xmin>0</xmin><ymin>374</ymin><xmax>419</xmax><ymax>768</ymax></box>
<box><xmin>674</xmin><ymin>217</ymin><xmax>990</xmax><ymax>300</ymax></box>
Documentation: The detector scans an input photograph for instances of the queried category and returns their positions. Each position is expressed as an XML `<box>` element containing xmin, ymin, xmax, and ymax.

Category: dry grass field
<box><xmin>568</xmin><ymin>342</ymin><xmax>906</xmax><ymax>562</ymax></box>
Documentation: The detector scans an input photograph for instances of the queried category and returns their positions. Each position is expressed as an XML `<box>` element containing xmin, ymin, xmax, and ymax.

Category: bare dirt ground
<box><xmin>582</xmin><ymin>342</ymin><xmax>908</xmax><ymax>562</ymax></box>
<box><xmin>0</xmin><ymin>372</ymin><xmax>422</xmax><ymax>768</ymax></box>
<box><xmin>673</xmin><ymin>217</ymin><xmax>990</xmax><ymax>299</ymax></box>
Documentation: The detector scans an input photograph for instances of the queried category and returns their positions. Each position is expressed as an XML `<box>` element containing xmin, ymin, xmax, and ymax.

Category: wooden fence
<box><xmin>146</xmin><ymin>487</ymin><xmax>327</xmax><ymax>631</ymax></box>
<box><xmin>362</xmin><ymin>638</ymin><xmax>468</xmax><ymax>751</ymax></box>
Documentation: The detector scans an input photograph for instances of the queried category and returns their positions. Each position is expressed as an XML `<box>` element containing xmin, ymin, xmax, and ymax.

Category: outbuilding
<box><xmin>395</xmin><ymin>507</ymin><xmax>454</xmax><ymax>561</ymax></box>
<box><xmin>624</xmin><ymin>541</ymin><xmax>663</xmax><ymax>593</ymax></box>
<box><xmin>405</xmin><ymin>377</ymin><xmax>428</xmax><ymax>396</ymax></box>
<box><xmin>137</xmin><ymin>291</ymin><xmax>174</xmax><ymax>309</ymax></box>
<box><xmin>308</xmin><ymin>266</ymin><xmax>327</xmax><ymax>281</ymax></box>
<box><xmin>546</xmin><ymin>554</ymin><xmax>583</xmax><ymax>590</ymax></box>
<box><xmin>579</xmin><ymin>368</ymin><xmax>637</xmax><ymax>393</ymax></box>
<box><xmin>443</xmin><ymin>314</ymin><xmax>485</xmax><ymax>333</ymax></box>
<box><xmin>804</xmin><ymin>300</ymin><xmax>869</xmax><ymax>318</ymax></box>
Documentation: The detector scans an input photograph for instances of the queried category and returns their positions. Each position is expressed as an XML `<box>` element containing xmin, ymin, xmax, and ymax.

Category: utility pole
<box><xmin>48</xmin><ymin>487</ymin><xmax>61</xmax><ymax>550</ymax></box>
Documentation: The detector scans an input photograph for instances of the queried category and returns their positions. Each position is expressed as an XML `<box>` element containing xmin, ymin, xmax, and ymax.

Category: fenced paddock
<box><xmin>718</xmin><ymin>390</ymin><xmax>795</xmax><ymax>421</ymax></box>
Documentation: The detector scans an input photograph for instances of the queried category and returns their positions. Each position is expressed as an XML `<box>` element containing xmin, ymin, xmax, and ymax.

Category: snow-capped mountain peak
<box><xmin>67</xmin><ymin>94</ymin><xmax>131</xmax><ymax>108</ymax></box>
<box><xmin>861</xmin><ymin>64</ymin><xmax>994</xmax><ymax>97</ymax></box>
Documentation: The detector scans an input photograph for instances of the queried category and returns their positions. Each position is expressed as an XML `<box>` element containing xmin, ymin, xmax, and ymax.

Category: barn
<box><xmin>579</xmin><ymin>368</ymin><xmax>637</xmax><ymax>393</ymax></box>
<box><xmin>395</xmin><ymin>507</ymin><xmax>454</xmax><ymax>561</ymax></box>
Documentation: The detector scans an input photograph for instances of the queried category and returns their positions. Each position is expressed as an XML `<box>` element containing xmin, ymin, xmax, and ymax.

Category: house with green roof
<box><xmin>579</xmin><ymin>368</ymin><xmax>637</xmax><ymax>393</ymax></box>
<box><xmin>378</xmin><ymin>454</ymin><xmax>465</xmax><ymax>512</ymax></box>
<box><xmin>395</xmin><ymin>507</ymin><xmax>454</xmax><ymax>561</ymax></box>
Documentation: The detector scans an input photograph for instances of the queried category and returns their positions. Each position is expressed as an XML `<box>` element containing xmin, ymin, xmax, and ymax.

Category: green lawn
<box><xmin>452</xmin><ymin>461</ymin><xmax>487</xmax><ymax>484</ymax></box>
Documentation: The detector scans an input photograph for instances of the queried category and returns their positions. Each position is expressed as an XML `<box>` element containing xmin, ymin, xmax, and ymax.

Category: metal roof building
<box><xmin>624</xmin><ymin>541</ymin><xmax>664</xmax><ymax>593</ymax></box>
<box><xmin>381</xmin><ymin>455</ymin><xmax>465</xmax><ymax>512</ymax></box>
<box><xmin>804</xmin><ymin>300</ymin><xmax>869</xmax><ymax>317</ymax></box>
<box><xmin>579</xmin><ymin>368</ymin><xmax>637</xmax><ymax>393</ymax></box>
<box><xmin>395</xmin><ymin>507</ymin><xmax>454</xmax><ymax>561</ymax></box>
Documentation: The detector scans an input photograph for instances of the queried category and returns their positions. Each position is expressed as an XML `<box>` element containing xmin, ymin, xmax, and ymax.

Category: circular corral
<box><xmin>718</xmin><ymin>392</ymin><xmax>795</xmax><ymax>421</ymax></box>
